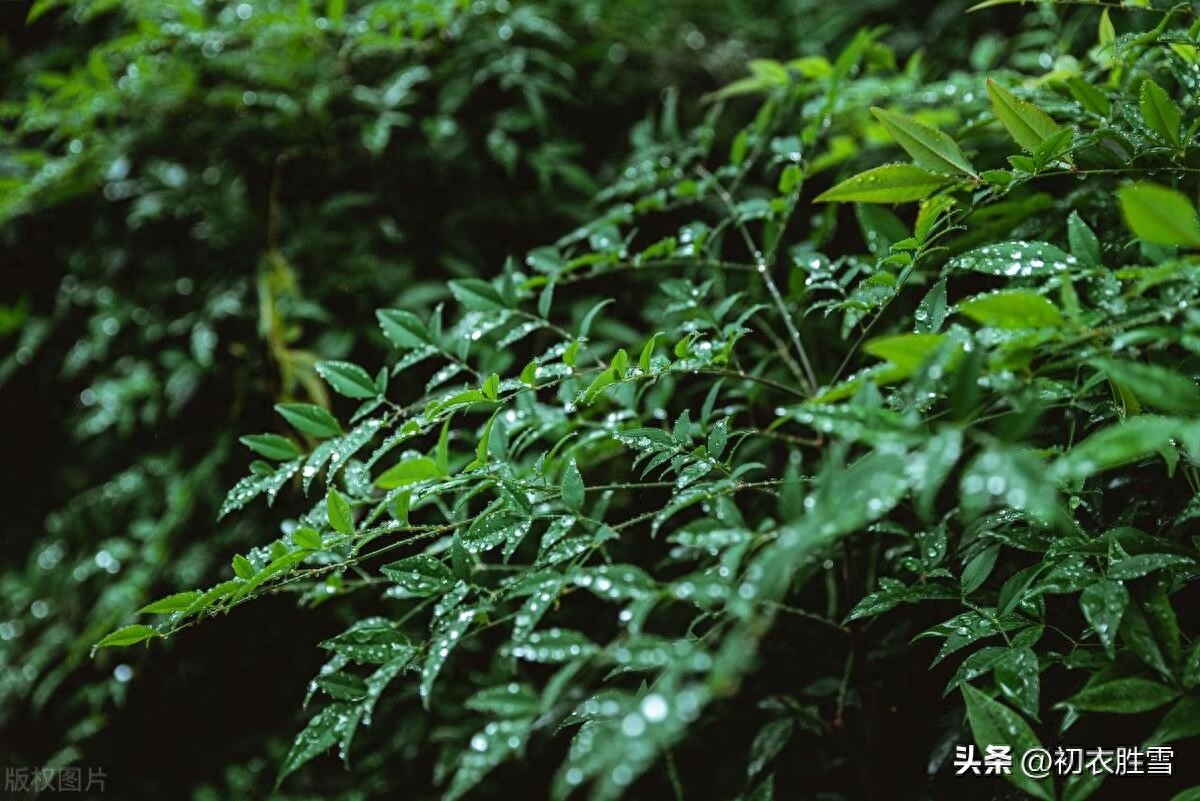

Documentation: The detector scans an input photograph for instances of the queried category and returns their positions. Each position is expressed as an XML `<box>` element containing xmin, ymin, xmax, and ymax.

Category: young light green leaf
<box><xmin>232</xmin><ymin>553</ymin><xmax>254</xmax><ymax>580</ymax></box>
<box><xmin>814</xmin><ymin>164</ymin><xmax>951</xmax><ymax>204</ymax></box>
<box><xmin>639</xmin><ymin>332</ymin><xmax>662</xmax><ymax>372</ymax></box>
<box><xmin>94</xmin><ymin>624</ymin><xmax>161</xmax><ymax>650</ymax></box>
<box><xmin>863</xmin><ymin>333</ymin><xmax>955</xmax><ymax>377</ymax></box>
<box><xmin>327</xmin><ymin>487</ymin><xmax>354</xmax><ymax>535</ymax></box>
<box><xmin>1140</xmin><ymin>79</ymin><xmax>1182</xmax><ymax>147</ymax></box>
<box><xmin>870</xmin><ymin>107</ymin><xmax>977</xmax><ymax>177</ymax></box>
<box><xmin>1118</xmin><ymin>182</ymin><xmax>1200</xmax><ymax>247</ymax></box>
<box><xmin>376</xmin><ymin>456</ymin><xmax>443</xmax><ymax>489</ymax></box>
<box><xmin>986</xmin><ymin>79</ymin><xmax>1063</xmax><ymax>155</ymax></box>
<box><xmin>292</xmin><ymin>527</ymin><xmax>323</xmax><ymax>550</ymax></box>
<box><xmin>1098</xmin><ymin>7</ymin><xmax>1115</xmax><ymax>46</ymax></box>
<box><xmin>520</xmin><ymin>359</ymin><xmax>538</xmax><ymax>386</ymax></box>
<box><xmin>958</xmin><ymin>290</ymin><xmax>1064</xmax><ymax>329</ymax></box>
<box><xmin>481</xmin><ymin>373</ymin><xmax>500</xmax><ymax>401</ymax></box>
<box><xmin>138</xmin><ymin>592</ymin><xmax>201</xmax><ymax>615</ymax></box>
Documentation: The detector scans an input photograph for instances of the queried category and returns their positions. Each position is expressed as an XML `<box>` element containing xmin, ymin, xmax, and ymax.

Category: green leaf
<box><xmin>316</xmin><ymin>360</ymin><xmax>378</xmax><ymax>399</ymax></box>
<box><xmin>708</xmin><ymin>418</ymin><xmax>730</xmax><ymax>460</ymax></box>
<box><xmin>520</xmin><ymin>359</ymin><xmax>538</xmax><ymax>386</ymax></box>
<box><xmin>138</xmin><ymin>592</ymin><xmax>201</xmax><ymax>615</ymax></box>
<box><xmin>870</xmin><ymin>107</ymin><xmax>977</xmax><ymax>177</ymax></box>
<box><xmin>322</xmin><ymin>619</ymin><xmax>413</xmax><ymax>665</ymax></box>
<box><xmin>1067</xmin><ymin>211</ymin><xmax>1101</xmax><ymax>266</ymax></box>
<box><xmin>961</xmin><ymin>683</ymin><xmax>1053</xmax><ymax>801</ymax></box>
<box><xmin>863</xmin><ymin>332</ymin><xmax>951</xmax><ymax>372</ymax></box>
<box><xmin>275</xmin><ymin>403</ymin><xmax>342</xmax><ymax>439</ymax></box>
<box><xmin>561</xmin><ymin>459</ymin><xmax>584</xmax><ymax>511</ymax></box>
<box><xmin>1063</xmin><ymin>771</ymin><xmax>1107</xmax><ymax>801</ymax></box>
<box><xmin>381</xmin><ymin>555</ymin><xmax>456</xmax><ymax>598</ymax></box>
<box><xmin>1148</xmin><ymin>694</ymin><xmax>1200</xmax><ymax>744</ymax></box>
<box><xmin>1079</xmin><ymin>579</ymin><xmax>1128</xmax><ymax>657</ymax></box>
<box><xmin>958</xmin><ymin>290</ymin><xmax>1064</xmax><ymax>329</ymax></box>
<box><xmin>1108</xmin><ymin>553</ymin><xmax>1194</xmax><ymax>580</ymax></box>
<box><xmin>327</xmin><ymin>487</ymin><xmax>354</xmax><ymax>535</ymax></box>
<box><xmin>449</xmin><ymin>278</ymin><xmax>507</xmax><ymax>311</ymax></box>
<box><xmin>481</xmin><ymin>373</ymin><xmax>500</xmax><ymax>401</ymax></box>
<box><xmin>240</xmin><ymin>434</ymin><xmax>303</xmax><ymax>461</ymax></box>
<box><xmin>1051</xmin><ymin>417</ymin><xmax>1197</xmax><ymax>482</ymax></box>
<box><xmin>639</xmin><ymin>332</ymin><xmax>662</xmax><ymax>372</ymax></box>
<box><xmin>421</xmin><ymin>605</ymin><xmax>477</xmax><ymax>705</ymax></box>
<box><xmin>471</xmin><ymin>409</ymin><xmax>500</xmax><ymax>469</ymax></box>
<box><xmin>511</xmin><ymin>628</ymin><xmax>599</xmax><ymax>663</ymax></box>
<box><xmin>1140</xmin><ymin>79</ymin><xmax>1182</xmax><ymax>147</ymax></box>
<box><xmin>278</xmin><ymin>703</ymin><xmax>353</xmax><ymax>785</ymax></box>
<box><xmin>314</xmin><ymin>672</ymin><xmax>367</xmax><ymax>701</ymax></box>
<box><xmin>961</xmin><ymin>545</ymin><xmax>1001</xmax><ymax>595</ymax></box>
<box><xmin>986</xmin><ymin>79</ymin><xmax>1063</xmax><ymax>155</ymax></box>
<box><xmin>1061</xmin><ymin>677</ymin><xmax>1179</xmax><ymax>713</ymax></box>
<box><xmin>446</xmin><ymin>718</ymin><xmax>533</xmax><ymax>801</ymax></box>
<box><xmin>292</xmin><ymin>527</ymin><xmax>323</xmax><ymax>550</ymax></box>
<box><xmin>814</xmin><ymin>164</ymin><xmax>951</xmax><ymax>204</ymax></box>
<box><xmin>232</xmin><ymin>554</ymin><xmax>255</xmax><ymax>579</ymax></box>
<box><xmin>1098</xmin><ymin>7</ymin><xmax>1115</xmax><ymax>46</ymax></box>
<box><xmin>465</xmin><ymin>683</ymin><xmax>541</xmax><ymax>718</ymax></box>
<box><xmin>995</xmin><ymin>646</ymin><xmax>1040</xmax><ymax>718</ymax></box>
<box><xmin>915</xmin><ymin>279</ymin><xmax>948</xmax><ymax>333</ymax></box>
<box><xmin>1095</xmin><ymin>359</ymin><xmax>1200</xmax><ymax>414</ymax></box>
<box><xmin>1118</xmin><ymin>182</ymin><xmax>1200</xmax><ymax>247</ymax></box>
<box><xmin>377</xmin><ymin>308</ymin><xmax>431</xmax><ymax>349</ymax></box>
<box><xmin>376</xmin><ymin>456</ymin><xmax>443</xmax><ymax>489</ymax></box>
<box><xmin>94</xmin><ymin>624</ymin><xmax>161</xmax><ymax>650</ymax></box>
<box><xmin>461</xmin><ymin>513</ymin><xmax>529</xmax><ymax>554</ymax></box>
<box><xmin>1065</xmin><ymin>76</ymin><xmax>1110</xmax><ymax>116</ymax></box>
<box><xmin>960</xmin><ymin>446</ymin><xmax>1062</xmax><ymax>524</ymax></box>
<box><xmin>947</xmin><ymin>240</ymin><xmax>1072</xmax><ymax>278</ymax></box>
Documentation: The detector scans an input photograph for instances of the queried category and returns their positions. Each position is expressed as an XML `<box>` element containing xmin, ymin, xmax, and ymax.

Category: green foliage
<box><xmin>10</xmin><ymin>0</ymin><xmax>1200</xmax><ymax>798</ymax></box>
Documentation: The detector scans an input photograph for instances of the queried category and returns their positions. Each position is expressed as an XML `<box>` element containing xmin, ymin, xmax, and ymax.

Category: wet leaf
<box><xmin>1119</xmin><ymin>182</ymin><xmax>1200</xmax><ymax>247</ymax></box>
<box><xmin>870</xmin><ymin>106</ymin><xmax>977</xmax><ymax>177</ymax></box>
<box><xmin>814</xmin><ymin>163</ymin><xmax>952</xmax><ymax>204</ymax></box>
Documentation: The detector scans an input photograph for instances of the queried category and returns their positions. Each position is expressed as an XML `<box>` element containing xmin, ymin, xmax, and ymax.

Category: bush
<box><xmin>9</xmin><ymin>0</ymin><xmax>1200</xmax><ymax>799</ymax></box>
<box><xmin>0</xmin><ymin>0</ymin><xmax>796</xmax><ymax>784</ymax></box>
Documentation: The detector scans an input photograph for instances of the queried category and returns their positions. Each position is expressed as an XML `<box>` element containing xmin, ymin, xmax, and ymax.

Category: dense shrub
<box><xmin>0</xmin><ymin>0</ymin><xmax>804</xmax><ymax>787</ymax></box>
<box><xmin>7</xmin><ymin>0</ymin><xmax>1200</xmax><ymax>799</ymax></box>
